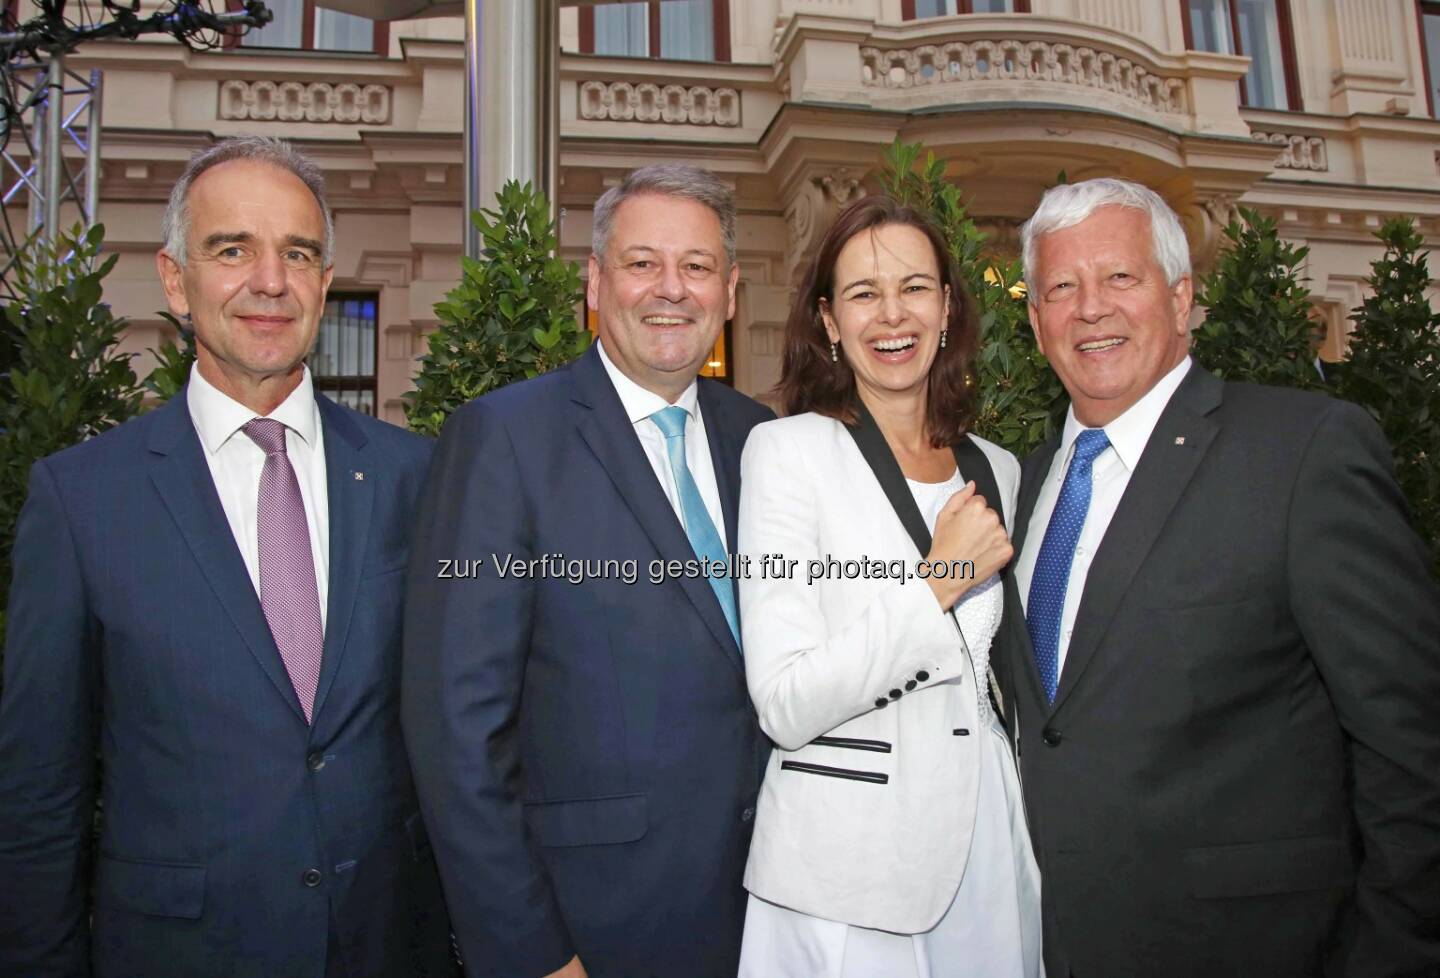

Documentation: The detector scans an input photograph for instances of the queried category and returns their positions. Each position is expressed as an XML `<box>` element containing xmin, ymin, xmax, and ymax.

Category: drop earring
<box><xmin>939</xmin><ymin>329</ymin><xmax>948</xmax><ymax>349</ymax></box>
<box><xmin>830</xmin><ymin>342</ymin><xmax>838</xmax><ymax>363</ymax></box>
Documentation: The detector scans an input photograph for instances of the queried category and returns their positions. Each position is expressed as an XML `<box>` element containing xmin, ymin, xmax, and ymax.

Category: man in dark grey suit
<box><xmin>1001</xmin><ymin>177</ymin><xmax>1440</xmax><ymax>978</ymax></box>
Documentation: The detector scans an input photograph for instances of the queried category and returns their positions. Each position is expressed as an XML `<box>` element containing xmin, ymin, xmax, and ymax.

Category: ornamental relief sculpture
<box><xmin>578</xmin><ymin>82</ymin><xmax>740</xmax><ymax>127</ymax></box>
<box><xmin>219</xmin><ymin>80</ymin><xmax>391</xmax><ymax>124</ymax></box>
<box><xmin>1251</xmin><ymin>131</ymin><xmax>1329</xmax><ymax>172</ymax></box>
<box><xmin>860</xmin><ymin>39</ymin><xmax>1187</xmax><ymax>116</ymax></box>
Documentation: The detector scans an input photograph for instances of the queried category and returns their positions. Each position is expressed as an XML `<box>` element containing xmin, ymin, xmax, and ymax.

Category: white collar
<box><xmin>187</xmin><ymin>363</ymin><xmax>320</xmax><ymax>456</ymax></box>
<box><xmin>596</xmin><ymin>338</ymin><xmax>701</xmax><ymax>426</ymax></box>
<box><xmin>1058</xmin><ymin>356</ymin><xmax>1192</xmax><ymax>472</ymax></box>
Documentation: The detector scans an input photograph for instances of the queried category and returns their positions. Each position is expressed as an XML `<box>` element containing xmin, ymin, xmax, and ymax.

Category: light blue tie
<box><xmin>1026</xmin><ymin>428</ymin><xmax>1111</xmax><ymax>703</ymax></box>
<box><xmin>649</xmin><ymin>406</ymin><xmax>740</xmax><ymax>648</ymax></box>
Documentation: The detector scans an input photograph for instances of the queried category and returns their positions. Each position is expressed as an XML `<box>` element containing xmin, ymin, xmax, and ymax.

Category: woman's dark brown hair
<box><xmin>776</xmin><ymin>195</ymin><xmax>980</xmax><ymax>447</ymax></box>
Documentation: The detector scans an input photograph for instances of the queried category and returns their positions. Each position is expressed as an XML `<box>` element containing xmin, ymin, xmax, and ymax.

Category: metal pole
<box><xmin>28</xmin><ymin>66</ymin><xmax>45</xmax><ymax>237</ymax></box>
<box><xmin>83</xmin><ymin>68</ymin><xmax>102</xmax><ymax>231</ymax></box>
<box><xmin>462</xmin><ymin>0</ymin><xmax>481</xmax><ymax>259</ymax></box>
<box><xmin>42</xmin><ymin>52</ymin><xmax>63</xmax><ymax>242</ymax></box>
<box><xmin>538</xmin><ymin>0</ymin><xmax>558</xmax><ymax>222</ymax></box>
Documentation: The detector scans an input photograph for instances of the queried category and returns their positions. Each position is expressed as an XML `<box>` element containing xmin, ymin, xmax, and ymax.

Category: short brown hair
<box><xmin>777</xmin><ymin>195</ymin><xmax>979</xmax><ymax>447</ymax></box>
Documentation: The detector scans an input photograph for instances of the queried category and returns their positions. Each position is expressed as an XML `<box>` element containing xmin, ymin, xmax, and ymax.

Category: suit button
<box><xmin>904</xmin><ymin>680</ymin><xmax>916</xmax><ymax>691</ymax></box>
<box><xmin>302</xmin><ymin>868</ymin><xmax>322</xmax><ymax>887</ymax></box>
<box><xmin>916</xmin><ymin>670</ymin><xmax>930</xmax><ymax>682</ymax></box>
<box><xmin>306</xmin><ymin>752</ymin><xmax>326</xmax><ymax>772</ymax></box>
<box><xmin>741</xmin><ymin>807</ymin><xmax>755</xmax><ymax>823</ymax></box>
<box><xmin>888</xmin><ymin>688</ymin><xmax>902</xmax><ymax>700</ymax></box>
<box><xmin>874</xmin><ymin>697</ymin><xmax>888</xmax><ymax>709</ymax></box>
<box><xmin>1042</xmin><ymin>727</ymin><xmax>1062</xmax><ymax>747</ymax></box>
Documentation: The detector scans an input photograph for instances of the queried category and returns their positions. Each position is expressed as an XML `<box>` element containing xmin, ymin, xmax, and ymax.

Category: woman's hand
<box><xmin>923</xmin><ymin>481</ymin><xmax>1013</xmax><ymax>611</ymax></box>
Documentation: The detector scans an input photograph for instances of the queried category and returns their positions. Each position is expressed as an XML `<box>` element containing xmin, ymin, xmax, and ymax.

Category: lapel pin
<box><xmin>1174</xmin><ymin>436</ymin><xmax>1186</xmax><ymax>446</ymax></box>
<box><xmin>354</xmin><ymin>471</ymin><xmax>365</xmax><ymax>481</ymax></box>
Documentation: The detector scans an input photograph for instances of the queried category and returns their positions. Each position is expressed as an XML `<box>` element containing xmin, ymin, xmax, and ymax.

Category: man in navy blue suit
<box><xmin>403</xmin><ymin>164</ymin><xmax>773</xmax><ymax>978</ymax></box>
<box><xmin>0</xmin><ymin>136</ymin><xmax>453</xmax><ymax>977</ymax></box>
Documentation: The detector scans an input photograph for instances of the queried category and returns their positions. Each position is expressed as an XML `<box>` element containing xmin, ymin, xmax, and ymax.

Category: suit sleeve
<box><xmin>738</xmin><ymin>424</ymin><xmax>971</xmax><ymax>751</ymax></box>
<box><xmin>401</xmin><ymin>401</ymin><xmax>574</xmax><ymax>978</ymax></box>
<box><xmin>0</xmin><ymin>459</ymin><xmax>99</xmax><ymax>978</ymax></box>
<box><xmin>1287</xmin><ymin>401</ymin><xmax>1440</xmax><ymax>977</ymax></box>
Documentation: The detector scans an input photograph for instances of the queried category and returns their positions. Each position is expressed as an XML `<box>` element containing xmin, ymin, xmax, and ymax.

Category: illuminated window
<box><xmin>1183</xmin><ymin>0</ymin><xmax>1300</xmax><ymax>110</ymax></box>
<box><xmin>311</xmin><ymin>293</ymin><xmax>378</xmax><ymax>415</ymax></box>
<box><xmin>580</xmin><ymin>0</ymin><xmax>730</xmax><ymax>62</ymax></box>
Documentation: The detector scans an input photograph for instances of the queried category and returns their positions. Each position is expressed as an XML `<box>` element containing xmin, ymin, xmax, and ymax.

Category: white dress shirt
<box><xmin>1015</xmin><ymin>357</ymin><xmax>1192</xmax><ymax>672</ymax></box>
<box><xmin>597</xmin><ymin>338</ymin><xmax>727</xmax><ymax>548</ymax></box>
<box><xmin>186</xmin><ymin>364</ymin><xmax>330</xmax><ymax>629</ymax></box>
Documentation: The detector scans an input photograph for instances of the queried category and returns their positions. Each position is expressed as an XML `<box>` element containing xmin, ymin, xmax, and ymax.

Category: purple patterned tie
<box><xmin>243</xmin><ymin>418</ymin><xmax>323</xmax><ymax>723</ymax></box>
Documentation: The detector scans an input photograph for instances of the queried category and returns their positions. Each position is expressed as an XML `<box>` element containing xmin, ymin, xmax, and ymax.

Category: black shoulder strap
<box><xmin>844</xmin><ymin>401</ymin><xmax>1008</xmax><ymax>558</ymax></box>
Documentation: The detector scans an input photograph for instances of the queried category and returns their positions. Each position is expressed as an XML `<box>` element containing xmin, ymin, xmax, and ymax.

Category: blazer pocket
<box><xmin>95</xmin><ymin>854</ymin><xmax>205</xmax><ymax>919</ymax></box>
<box><xmin>1182</xmin><ymin>836</ymin><xmax>1354</xmax><ymax>899</ymax></box>
<box><xmin>404</xmin><ymin>810</ymin><xmax>433</xmax><ymax>862</ymax></box>
<box><xmin>781</xmin><ymin>760</ymin><xmax>888</xmax><ymax>785</ymax></box>
<box><xmin>810</xmin><ymin>735</ymin><xmax>892</xmax><ymax>753</ymax></box>
<box><xmin>523</xmin><ymin>793</ymin><xmax>647</xmax><ymax>848</ymax></box>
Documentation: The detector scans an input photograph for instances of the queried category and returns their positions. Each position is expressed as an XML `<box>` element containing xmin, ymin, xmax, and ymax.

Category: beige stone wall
<box><xmin>24</xmin><ymin>0</ymin><xmax>1435</xmax><ymax>422</ymax></box>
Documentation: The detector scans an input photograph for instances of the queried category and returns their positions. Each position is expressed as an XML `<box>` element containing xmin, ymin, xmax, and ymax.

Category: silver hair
<box><xmin>1020</xmin><ymin>177</ymin><xmax>1190</xmax><ymax>305</ymax></box>
<box><xmin>591</xmin><ymin>163</ymin><xmax>737</xmax><ymax>266</ymax></box>
<box><xmin>162</xmin><ymin>135</ymin><xmax>334</xmax><ymax>267</ymax></box>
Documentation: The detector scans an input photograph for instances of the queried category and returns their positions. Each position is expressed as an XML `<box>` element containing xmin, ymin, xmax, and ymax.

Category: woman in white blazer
<box><xmin>737</xmin><ymin>196</ymin><xmax>1043</xmax><ymax>978</ymax></box>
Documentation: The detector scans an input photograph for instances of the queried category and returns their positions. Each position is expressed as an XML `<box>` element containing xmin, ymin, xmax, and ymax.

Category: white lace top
<box><xmin>906</xmin><ymin>469</ymin><xmax>1004</xmax><ymax>725</ymax></box>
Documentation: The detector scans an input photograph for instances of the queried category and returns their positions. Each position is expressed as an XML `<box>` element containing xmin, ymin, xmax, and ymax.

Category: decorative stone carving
<box><xmin>1179</xmin><ymin>193</ymin><xmax>1242</xmax><ymax>274</ymax></box>
<box><xmin>859</xmin><ymin>39</ymin><xmax>1187</xmax><ymax>115</ymax></box>
<box><xmin>219</xmin><ymin>80</ymin><xmax>391</xmax><ymax>124</ymax></box>
<box><xmin>785</xmin><ymin>166</ymin><xmax>869</xmax><ymax>286</ymax></box>
<box><xmin>577</xmin><ymin>82</ymin><xmax>740</xmax><ymax>127</ymax></box>
<box><xmin>1251</xmin><ymin>131</ymin><xmax>1329</xmax><ymax>172</ymax></box>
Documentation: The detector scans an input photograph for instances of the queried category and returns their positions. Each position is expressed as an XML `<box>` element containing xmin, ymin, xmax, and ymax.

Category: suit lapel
<box><xmin>1051</xmin><ymin>367</ymin><xmax>1223</xmax><ymax>713</ymax></box>
<box><xmin>310</xmin><ymin>397</ymin><xmax>374</xmax><ymax>723</ymax></box>
<box><xmin>147</xmin><ymin>390</ymin><xmax>307</xmax><ymax>723</ymax></box>
<box><xmin>569</xmin><ymin>347</ymin><xmax>744</xmax><ymax>675</ymax></box>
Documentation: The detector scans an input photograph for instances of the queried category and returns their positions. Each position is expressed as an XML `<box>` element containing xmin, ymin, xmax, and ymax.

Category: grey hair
<box><xmin>1020</xmin><ymin>177</ymin><xmax>1190</xmax><ymax>306</ymax></box>
<box><xmin>591</xmin><ymin>163</ymin><xmax>737</xmax><ymax>266</ymax></box>
<box><xmin>162</xmin><ymin>135</ymin><xmax>335</xmax><ymax>267</ymax></box>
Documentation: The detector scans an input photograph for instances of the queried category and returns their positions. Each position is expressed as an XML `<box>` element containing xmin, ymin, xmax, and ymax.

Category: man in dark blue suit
<box><xmin>0</xmin><ymin>136</ymin><xmax>453</xmax><ymax>977</ymax></box>
<box><xmin>403</xmin><ymin>164</ymin><xmax>773</xmax><ymax>978</ymax></box>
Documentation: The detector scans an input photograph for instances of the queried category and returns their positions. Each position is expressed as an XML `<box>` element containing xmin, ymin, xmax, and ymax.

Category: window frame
<box><xmin>310</xmin><ymin>290</ymin><xmax>381</xmax><ymax>416</ymax></box>
<box><xmin>901</xmin><ymin>0</ymin><xmax>1032</xmax><ymax>18</ymax></box>
<box><xmin>1181</xmin><ymin>0</ymin><xmax>1302</xmax><ymax>111</ymax></box>
<box><xmin>224</xmin><ymin>0</ymin><xmax>389</xmax><ymax>55</ymax></box>
<box><xmin>578</xmin><ymin>0</ymin><xmax>731</xmax><ymax>62</ymax></box>
<box><xmin>1419</xmin><ymin>0</ymin><xmax>1440</xmax><ymax>118</ymax></box>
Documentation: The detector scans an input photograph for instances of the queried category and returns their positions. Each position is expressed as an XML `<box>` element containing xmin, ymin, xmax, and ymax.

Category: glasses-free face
<box><xmin>1027</xmin><ymin>205</ymin><xmax>1193</xmax><ymax>427</ymax></box>
<box><xmin>587</xmin><ymin>192</ymin><xmax>737</xmax><ymax>403</ymax></box>
<box><xmin>157</xmin><ymin>159</ymin><xmax>333</xmax><ymax>409</ymax></box>
<box><xmin>820</xmin><ymin>222</ymin><xmax>949</xmax><ymax>409</ymax></box>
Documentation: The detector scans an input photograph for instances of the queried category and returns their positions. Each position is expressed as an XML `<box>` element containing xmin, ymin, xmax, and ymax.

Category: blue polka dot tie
<box><xmin>649</xmin><ymin>406</ymin><xmax>740</xmax><ymax>648</ymax></box>
<box><xmin>1026</xmin><ymin>428</ymin><xmax>1110</xmax><ymax>703</ymax></box>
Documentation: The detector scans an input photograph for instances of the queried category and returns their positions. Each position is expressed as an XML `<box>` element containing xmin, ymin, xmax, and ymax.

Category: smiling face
<box><xmin>1028</xmin><ymin>205</ymin><xmax>1193</xmax><ymax>427</ymax></box>
<box><xmin>157</xmin><ymin>159</ymin><xmax>333</xmax><ymax>412</ymax></box>
<box><xmin>587</xmin><ymin>192</ymin><xmax>738</xmax><ymax>402</ymax></box>
<box><xmin>820</xmin><ymin>222</ymin><xmax>949</xmax><ymax>410</ymax></box>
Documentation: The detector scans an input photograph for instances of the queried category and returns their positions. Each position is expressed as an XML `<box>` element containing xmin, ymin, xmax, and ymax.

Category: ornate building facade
<box><xmin>48</xmin><ymin>0</ymin><xmax>1440</xmax><ymax>420</ymax></box>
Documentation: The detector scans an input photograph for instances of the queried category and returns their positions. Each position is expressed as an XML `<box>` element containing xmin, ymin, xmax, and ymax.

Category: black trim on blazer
<box><xmin>781</xmin><ymin>760</ymin><xmax>889</xmax><ymax>784</ymax></box>
<box><xmin>845</xmin><ymin>400</ymin><xmax>1008</xmax><ymax>558</ymax></box>
<box><xmin>810</xmin><ymin>735</ymin><xmax>893</xmax><ymax>753</ymax></box>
